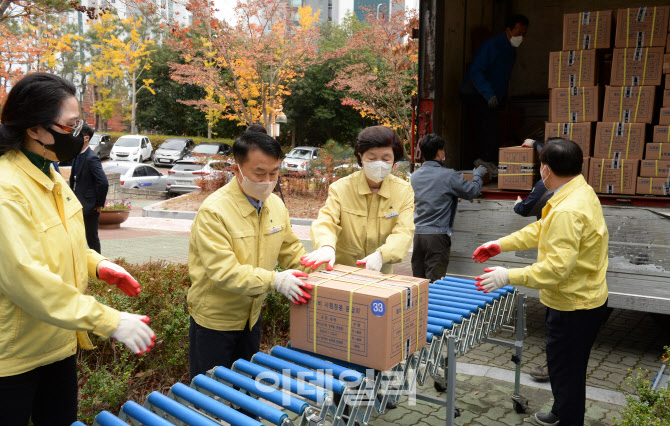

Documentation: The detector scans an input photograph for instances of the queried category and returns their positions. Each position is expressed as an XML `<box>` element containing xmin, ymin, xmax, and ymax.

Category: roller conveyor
<box><xmin>74</xmin><ymin>274</ymin><xmax>527</xmax><ymax>426</ymax></box>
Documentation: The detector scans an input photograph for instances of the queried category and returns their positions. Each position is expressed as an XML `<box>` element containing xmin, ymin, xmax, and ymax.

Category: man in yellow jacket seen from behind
<box><xmin>187</xmin><ymin>130</ymin><xmax>312</xmax><ymax>386</ymax></box>
<box><xmin>472</xmin><ymin>138</ymin><xmax>609</xmax><ymax>426</ymax></box>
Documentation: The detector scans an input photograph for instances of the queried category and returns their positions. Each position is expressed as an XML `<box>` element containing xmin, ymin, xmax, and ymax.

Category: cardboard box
<box><xmin>652</xmin><ymin>126</ymin><xmax>670</xmax><ymax>142</ymax></box>
<box><xmin>602</xmin><ymin>85</ymin><xmax>655</xmax><ymax>124</ymax></box>
<box><xmin>636</xmin><ymin>177</ymin><xmax>670</xmax><ymax>195</ymax></box>
<box><xmin>660</xmin><ymin>107</ymin><xmax>670</xmax><ymax>125</ymax></box>
<box><xmin>544</xmin><ymin>122</ymin><xmax>594</xmax><ymax>156</ymax></box>
<box><xmin>664</xmin><ymin>53</ymin><xmax>670</xmax><ymax>74</ymax></box>
<box><xmin>289</xmin><ymin>265</ymin><xmax>429</xmax><ymax>372</ymax></box>
<box><xmin>588</xmin><ymin>158</ymin><xmax>640</xmax><ymax>195</ymax></box>
<box><xmin>593</xmin><ymin>122</ymin><xmax>645</xmax><ymax>160</ymax></box>
<box><xmin>664</xmin><ymin>89</ymin><xmax>670</xmax><ymax>106</ymax></box>
<box><xmin>498</xmin><ymin>147</ymin><xmax>539</xmax><ymax>190</ymax></box>
<box><xmin>548</xmin><ymin>50</ymin><xmax>598</xmax><ymax>88</ymax></box>
<box><xmin>667</xmin><ymin>33</ymin><xmax>670</xmax><ymax>53</ymax></box>
<box><xmin>461</xmin><ymin>170</ymin><xmax>492</xmax><ymax>184</ymax></box>
<box><xmin>615</xmin><ymin>6</ymin><xmax>670</xmax><ymax>48</ymax></box>
<box><xmin>583</xmin><ymin>157</ymin><xmax>590</xmax><ymax>182</ymax></box>
<box><xmin>548</xmin><ymin>86</ymin><xmax>601</xmax><ymax>123</ymax></box>
<box><xmin>646</xmin><ymin>143</ymin><xmax>670</xmax><ymax>159</ymax></box>
<box><xmin>611</xmin><ymin>47</ymin><xmax>664</xmax><ymax>86</ymax></box>
<box><xmin>666</xmin><ymin>73</ymin><xmax>670</xmax><ymax>88</ymax></box>
<box><xmin>563</xmin><ymin>10</ymin><xmax>613</xmax><ymax>50</ymax></box>
<box><xmin>640</xmin><ymin>159</ymin><xmax>670</xmax><ymax>177</ymax></box>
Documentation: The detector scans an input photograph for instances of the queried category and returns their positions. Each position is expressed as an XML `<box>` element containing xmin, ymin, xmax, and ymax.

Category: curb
<box><xmin>143</xmin><ymin>196</ymin><xmax>316</xmax><ymax>226</ymax></box>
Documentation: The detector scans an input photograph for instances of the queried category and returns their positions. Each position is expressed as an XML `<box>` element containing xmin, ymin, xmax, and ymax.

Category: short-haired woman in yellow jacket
<box><xmin>0</xmin><ymin>73</ymin><xmax>155</xmax><ymax>425</ymax></box>
<box><xmin>302</xmin><ymin>126</ymin><xmax>415</xmax><ymax>274</ymax></box>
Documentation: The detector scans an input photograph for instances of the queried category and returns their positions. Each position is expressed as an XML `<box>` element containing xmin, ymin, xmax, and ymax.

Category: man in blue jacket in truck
<box><xmin>460</xmin><ymin>14</ymin><xmax>529</xmax><ymax>176</ymax></box>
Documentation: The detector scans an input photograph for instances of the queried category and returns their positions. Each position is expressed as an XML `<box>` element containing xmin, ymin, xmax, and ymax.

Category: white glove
<box><xmin>273</xmin><ymin>270</ymin><xmax>312</xmax><ymax>304</ymax></box>
<box><xmin>356</xmin><ymin>251</ymin><xmax>384</xmax><ymax>272</ymax></box>
<box><xmin>97</xmin><ymin>260</ymin><xmax>141</xmax><ymax>297</ymax></box>
<box><xmin>300</xmin><ymin>246</ymin><xmax>336</xmax><ymax>271</ymax></box>
<box><xmin>514</xmin><ymin>196</ymin><xmax>523</xmax><ymax>206</ymax></box>
<box><xmin>522</xmin><ymin>139</ymin><xmax>535</xmax><ymax>148</ymax></box>
<box><xmin>111</xmin><ymin>312</ymin><xmax>156</xmax><ymax>355</ymax></box>
<box><xmin>475</xmin><ymin>267</ymin><xmax>510</xmax><ymax>293</ymax></box>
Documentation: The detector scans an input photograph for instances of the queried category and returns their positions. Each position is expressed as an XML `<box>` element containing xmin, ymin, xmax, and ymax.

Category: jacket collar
<box><xmin>229</xmin><ymin>176</ymin><xmax>267</xmax><ymax>218</ymax></box>
<box><xmin>355</xmin><ymin>170</ymin><xmax>392</xmax><ymax>199</ymax></box>
<box><xmin>11</xmin><ymin>150</ymin><xmax>55</xmax><ymax>191</ymax></box>
<box><xmin>542</xmin><ymin>174</ymin><xmax>587</xmax><ymax>216</ymax></box>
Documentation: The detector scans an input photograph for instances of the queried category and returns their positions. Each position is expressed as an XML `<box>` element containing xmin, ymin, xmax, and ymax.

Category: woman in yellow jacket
<box><xmin>0</xmin><ymin>73</ymin><xmax>156</xmax><ymax>426</ymax></box>
<box><xmin>302</xmin><ymin>126</ymin><xmax>415</xmax><ymax>273</ymax></box>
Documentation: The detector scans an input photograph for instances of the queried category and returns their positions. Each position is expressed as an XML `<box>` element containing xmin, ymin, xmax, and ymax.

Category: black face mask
<box><xmin>36</xmin><ymin>127</ymin><xmax>85</xmax><ymax>163</ymax></box>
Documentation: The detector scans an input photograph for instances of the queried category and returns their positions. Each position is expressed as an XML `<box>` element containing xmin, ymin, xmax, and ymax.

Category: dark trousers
<box><xmin>461</xmin><ymin>93</ymin><xmax>499</xmax><ymax>165</ymax></box>
<box><xmin>189</xmin><ymin>316</ymin><xmax>262</xmax><ymax>381</ymax></box>
<box><xmin>0</xmin><ymin>355</ymin><xmax>78</xmax><ymax>426</ymax></box>
<box><xmin>545</xmin><ymin>300</ymin><xmax>608</xmax><ymax>425</ymax></box>
<box><xmin>83</xmin><ymin>211</ymin><xmax>101</xmax><ymax>254</ymax></box>
<box><xmin>411</xmin><ymin>234</ymin><xmax>451</xmax><ymax>282</ymax></box>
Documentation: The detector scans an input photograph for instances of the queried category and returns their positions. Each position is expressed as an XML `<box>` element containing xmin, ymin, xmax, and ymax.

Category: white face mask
<box><xmin>541</xmin><ymin>165</ymin><xmax>551</xmax><ymax>187</ymax></box>
<box><xmin>237</xmin><ymin>167</ymin><xmax>277</xmax><ymax>201</ymax></box>
<box><xmin>362</xmin><ymin>160</ymin><xmax>393</xmax><ymax>183</ymax></box>
<box><xmin>510</xmin><ymin>35</ymin><xmax>523</xmax><ymax>47</ymax></box>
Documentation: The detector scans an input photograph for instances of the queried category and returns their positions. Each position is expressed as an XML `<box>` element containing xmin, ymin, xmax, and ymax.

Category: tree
<box><xmin>0</xmin><ymin>0</ymin><xmax>73</xmax><ymax>23</ymax></box>
<box><xmin>81</xmin><ymin>13</ymin><xmax>156</xmax><ymax>132</ymax></box>
<box><xmin>169</xmin><ymin>0</ymin><xmax>320</xmax><ymax>134</ymax></box>
<box><xmin>328</xmin><ymin>5</ymin><xmax>418</xmax><ymax>158</ymax></box>
<box><xmin>282</xmin><ymin>16</ymin><xmax>373</xmax><ymax>147</ymax></box>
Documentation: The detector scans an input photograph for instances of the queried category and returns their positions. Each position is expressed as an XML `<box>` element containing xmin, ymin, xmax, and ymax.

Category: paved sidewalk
<box><xmin>97</xmin><ymin>214</ymin><xmax>670</xmax><ymax>425</ymax></box>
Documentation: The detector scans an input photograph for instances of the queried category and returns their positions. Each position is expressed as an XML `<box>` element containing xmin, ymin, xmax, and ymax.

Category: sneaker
<box><xmin>530</xmin><ymin>362</ymin><xmax>549</xmax><ymax>382</ymax></box>
<box><xmin>474</xmin><ymin>158</ymin><xmax>498</xmax><ymax>178</ymax></box>
<box><xmin>535</xmin><ymin>412</ymin><xmax>560</xmax><ymax>425</ymax></box>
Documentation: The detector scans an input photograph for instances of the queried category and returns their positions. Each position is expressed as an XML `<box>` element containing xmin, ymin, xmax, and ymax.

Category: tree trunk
<box><xmin>130</xmin><ymin>71</ymin><xmax>137</xmax><ymax>135</ymax></box>
<box><xmin>93</xmin><ymin>85</ymin><xmax>100</xmax><ymax>131</ymax></box>
<box><xmin>291</xmin><ymin>122</ymin><xmax>296</xmax><ymax>147</ymax></box>
<box><xmin>207</xmin><ymin>123</ymin><xmax>212</xmax><ymax>139</ymax></box>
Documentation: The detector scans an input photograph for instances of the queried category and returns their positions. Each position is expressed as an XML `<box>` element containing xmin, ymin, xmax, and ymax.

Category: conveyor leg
<box><xmin>511</xmin><ymin>293</ymin><xmax>528</xmax><ymax>414</ymax></box>
<box><xmin>445</xmin><ymin>335</ymin><xmax>457</xmax><ymax>426</ymax></box>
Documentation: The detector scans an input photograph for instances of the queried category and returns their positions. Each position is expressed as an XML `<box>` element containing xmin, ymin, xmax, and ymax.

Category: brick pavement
<box><xmin>97</xmin><ymin>212</ymin><xmax>670</xmax><ymax>425</ymax></box>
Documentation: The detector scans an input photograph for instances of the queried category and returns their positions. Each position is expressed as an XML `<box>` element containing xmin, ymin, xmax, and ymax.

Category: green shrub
<box><xmin>77</xmin><ymin>260</ymin><xmax>292</xmax><ymax>421</ymax></box>
<box><xmin>614</xmin><ymin>346</ymin><xmax>670</xmax><ymax>425</ymax></box>
<box><xmin>106</xmin><ymin>132</ymin><xmax>235</xmax><ymax>152</ymax></box>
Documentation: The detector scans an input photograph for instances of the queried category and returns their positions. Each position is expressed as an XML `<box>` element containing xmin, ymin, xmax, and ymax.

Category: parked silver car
<box><xmin>89</xmin><ymin>133</ymin><xmax>112</xmax><ymax>159</ymax></box>
<box><xmin>103</xmin><ymin>162</ymin><xmax>168</xmax><ymax>191</ymax></box>
<box><xmin>153</xmin><ymin>138</ymin><xmax>195</xmax><ymax>167</ymax></box>
<box><xmin>167</xmin><ymin>159</ymin><xmax>231</xmax><ymax>195</ymax></box>
<box><xmin>281</xmin><ymin>146</ymin><xmax>320</xmax><ymax>176</ymax></box>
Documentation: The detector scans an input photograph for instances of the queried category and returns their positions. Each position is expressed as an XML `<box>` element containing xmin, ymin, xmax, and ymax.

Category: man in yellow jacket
<box><xmin>473</xmin><ymin>139</ymin><xmax>609</xmax><ymax>426</ymax></box>
<box><xmin>188</xmin><ymin>130</ymin><xmax>312</xmax><ymax>382</ymax></box>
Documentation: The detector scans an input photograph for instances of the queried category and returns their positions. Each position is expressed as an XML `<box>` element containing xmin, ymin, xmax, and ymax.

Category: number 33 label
<box><xmin>371</xmin><ymin>300</ymin><xmax>386</xmax><ymax>317</ymax></box>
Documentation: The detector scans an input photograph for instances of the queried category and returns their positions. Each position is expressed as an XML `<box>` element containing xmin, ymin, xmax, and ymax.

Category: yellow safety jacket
<box><xmin>310</xmin><ymin>170</ymin><xmax>415</xmax><ymax>274</ymax></box>
<box><xmin>188</xmin><ymin>177</ymin><xmax>308</xmax><ymax>331</ymax></box>
<box><xmin>0</xmin><ymin>151</ymin><xmax>119</xmax><ymax>377</ymax></box>
<box><xmin>501</xmin><ymin>175</ymin><xmax>609</xmax><ymax>311</ymax></box>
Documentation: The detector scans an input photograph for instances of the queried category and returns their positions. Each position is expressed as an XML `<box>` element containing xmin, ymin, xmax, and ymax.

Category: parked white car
<box><xmin>281</xmin><ymin>146</ymin><xmax>320</xmax><ymax>176</ymax></box>
<box><xmin>103</xmin><ymin>162</ymin><xmax>167</xmax><ymax>191</ymax></box>
<box><xmin>110</xmin><ymin>135</ymin><xmax>153</xmax><ymax>163</ymax></box>
<box><xmin>167</xmin><ymin>159</ymin><xmax>232</xmax><ymax>195</ymax></box>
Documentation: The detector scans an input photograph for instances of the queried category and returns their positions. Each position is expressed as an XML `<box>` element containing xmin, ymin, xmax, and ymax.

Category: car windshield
<box><xmin>193</xmin><ymin>144</ymin><xmax>219</xmax><ymax>154</ymax></box>
<box><xmin>115</xmin><ymin>138</ymin><xmax>141</xmax><ymax>147</ymax></box>
<box><xmin>287</xmin><ymin>149</ymin><xmax>314</xmax><ymax>160</ymax></box>
<box><xmin>103</xmin><ymin>164</ymin><xmax>132</xmax><ymax>174</ymax></box>
<box><xmin>161</xmin><ymin>139</ymin><xmax>186</xmax><ymax>150</ymax></box>
<box><xmin>172</xmin><ymin>163</ymin><xmax>203</xmax><ymax>172</ymax></box>
<box><xmin>89</xmin><ymin>135</ymin><xmax>101</xmax><ymax>146</ymax></box>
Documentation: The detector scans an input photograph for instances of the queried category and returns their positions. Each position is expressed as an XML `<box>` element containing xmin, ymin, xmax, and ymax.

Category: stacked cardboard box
<box><xmin>541</xmin><ymin>9</ymin><xmax>614</xmax><ymax>193</ymax></box>
<box><xmin>591</xmin><ymin>6</ymin><xmax>670</xmax><ymax>196</ymax></box>
<box><xmin>498</xmin><ymin>147</ymin><xmax>539</xmax><ymax>190</ymax></box>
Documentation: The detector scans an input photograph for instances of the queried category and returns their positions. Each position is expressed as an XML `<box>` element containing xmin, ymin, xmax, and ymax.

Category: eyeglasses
<box><xmin>52</xmin><ymin>119</ymin><xmax>84</xmax><ymax>137</ymax></box>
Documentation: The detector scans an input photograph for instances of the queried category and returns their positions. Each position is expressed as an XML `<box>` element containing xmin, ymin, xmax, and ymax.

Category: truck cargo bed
<box><xmin>449</xmin><ymin>198</ymin><xmax>670</xmax><ymax>314</ymax></box>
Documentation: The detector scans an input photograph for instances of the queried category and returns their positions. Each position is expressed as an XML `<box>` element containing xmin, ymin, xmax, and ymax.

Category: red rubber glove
<box><xmin>97</xmin><ymin>260</ymin><xmax>141</xmax><ymax>297</ymax></box>
<box><xmin>300</xmin><ymin>246</ymin><xmax>335</xmax><ymax>271</ymax></box>
<box><xmin>472</xmin><ymin>240</ymin><xmax>502</xmax><ymax>263</ymax></box>
<box><xmin>475</xmin><ymin>267</ymin><xmax>510</xmax><ymax>293</ymax></box>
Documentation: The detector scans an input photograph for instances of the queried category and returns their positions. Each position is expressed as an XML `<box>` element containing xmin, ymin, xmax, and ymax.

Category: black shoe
<box><xmin>530</xmin><ymin>362</ymin><xmax>549</xmax><ymax>382</ymax></box>
<box><xmin>535</xmin><ymin>412</ymin><xmax>559</xmax><ymax>425</ymax></box>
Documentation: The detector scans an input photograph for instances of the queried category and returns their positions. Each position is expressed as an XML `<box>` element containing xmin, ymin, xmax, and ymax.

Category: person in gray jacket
<box><xmin>411</xmin><ymin>134</ymin><xmax>486</xmax><ymax>281</ymax></box>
